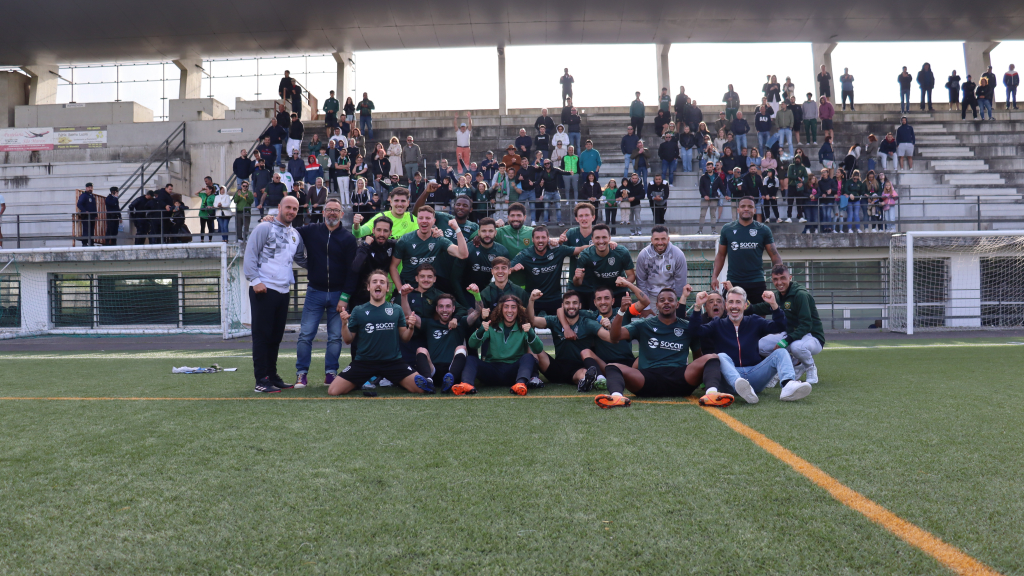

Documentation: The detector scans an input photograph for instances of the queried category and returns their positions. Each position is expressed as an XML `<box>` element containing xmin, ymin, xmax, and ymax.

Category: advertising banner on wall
<box><xmin>54</xmin><ymin>126</ymin><xmax>108</xmax><ymax>149</ymax></box>
<box><xmin>0</xmin><ymin>127</ymin><xmax>54</xmax><ymax>151</ymax></box>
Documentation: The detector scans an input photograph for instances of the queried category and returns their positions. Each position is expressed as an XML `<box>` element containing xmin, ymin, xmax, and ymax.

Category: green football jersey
<box><xmin>579</xmin><ymin>309</ymin><xmax>636</xmax><ymax>365</ymax></box>
<box><xmin>542</xmin><ymin>313</ymin><xmax>600</xmax><ymax>361</ymax></box>
<box><xmin>406</xmin><ymin>286</ymin><xmax>468</xmax><ymax>320</ymax></box>
<box><xmin>510</xmin><ymin>244</ymin><xmax>575</xmax><ymax>305</ymax></box>
<box><xmin>563</xmin><ymin>226</ymin><xmax>593</xmax><ymax>284</ymax></box>
<box><xmin>456</xmin><ymin>242</ymin><xmax>510</xmax><ymax>295</ymax></box>
<box><xmin>420</xmin><ymin>316</ymin><xmax>470</xmax><ymax>365</ymax></box>
<box><xmin>578</xmin><ymin>245</ymin><xmax>635</xmax><ymax>295</ymax></box>
<box><xmin>394</xmin><ymin>230</ymin><xmax>454</xmax><ymax>284</ymax></box>
<box><xmin>719</xmin><ymin>220</ymin><xmax>774</xmax><ymax>284</ymax></box>
<box><xmin>349</xmin><ymin>302</ymin><xmax>406</xmax><ymax>362</ymax></box>
<box><xmin>625</xmin><ymin>316</ymin><xmax>692</xmax><ymax>370</ymax></box>
<box><xmin>479</xmin><ymin>281</ymin><xmax>527</xmax><ymax>310</ymax></box>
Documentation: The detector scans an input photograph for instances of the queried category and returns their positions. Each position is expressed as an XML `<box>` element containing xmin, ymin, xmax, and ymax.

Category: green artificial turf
<box><xmin>0</xmin><ymin>340</ymin><xmax>1022</xmax><ymax>574</ymax></box>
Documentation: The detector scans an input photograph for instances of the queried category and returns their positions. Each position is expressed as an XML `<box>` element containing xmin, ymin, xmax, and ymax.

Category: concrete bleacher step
<box><xmin>956</xmin><ymin>188</ymin><xmax>1020</xmax><ymax>198</ymax></box>
<box><xmin>944</xmin><ymin>173</ymin><xmax>1005</xmax><ymax>185</ymax></box>
<box><xmin>929</xmin><ymin>159</ymin><xmax>988</xmax><ymax>171</ymax></box>
<box><xmin>919</xmin><ymin>147</ymin><xmax>974</xmax><ymax>158</ymax></box>
<box><xmin>916</xmin><ymin>135</ymin><xmax>960</xmax><ymax>144</ymax></box>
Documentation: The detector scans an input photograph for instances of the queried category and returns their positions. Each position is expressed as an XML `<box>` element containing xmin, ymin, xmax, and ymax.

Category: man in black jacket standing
<box><xmin>533</xmin><ymin>125</ymin><xmax>551</xmax><ymax>160</ymax></box>
<box><xmin>961</xmin><ymin>75</ymin><xmax>979</xmax><ymax>120</ymax></box>
<box><xmin>917</xmin><ymin>63</ymin><xmax>935</xmax><ymax>111</ymax></box>
<box><xmin>104</xmin><ymin>187</ymin><xmax>122</xmax><ymax>245</ymax></box>
<box><xmin>292</xmin><ymin>197</ymin><xmax>359</xmax><ymax>388</ymax></box>
<box><xmin>648</xmin><ymin>174</ymin><xmax>669</xmax><ymax>225</ymax></box>
<box><xmin>129</xmin><ymin>190</ymin><xmax>153</xmax><ymax>245</ymax></box>
<box><xmin>534</xmin><ymin>108</ymin><xmax>556</xmax><ymax>136</ymax></box>
<box><xmin>232</xmin><ymin>148</ymin><xmax>253</xmax><ymax>190</ymax></box>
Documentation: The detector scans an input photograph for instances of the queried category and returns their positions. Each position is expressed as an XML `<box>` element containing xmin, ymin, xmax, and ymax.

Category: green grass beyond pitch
<box><xmin>1</xmin><ymin>340</ymin><xmax>1023</xmax><ymax>574</ymax></box>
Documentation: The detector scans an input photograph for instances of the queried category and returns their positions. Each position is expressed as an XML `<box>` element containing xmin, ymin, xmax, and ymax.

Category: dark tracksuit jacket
<box><xmin>746</xmin><ymin>281</ymin><xmax>825</xmax><ymax>347</ymax></box>
<box><xmin>687</xmin><ymin>307</ymin><xmax>787</xmax><ymax>367</ymax></box>
<box><xmin>295</xmin><ymin>223</ymin><xmax>359</xmax><ymax>297</ymax></box>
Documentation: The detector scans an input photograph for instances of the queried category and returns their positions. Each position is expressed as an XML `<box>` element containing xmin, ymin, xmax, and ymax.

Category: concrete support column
<box><xmin>497</xmin><ymin>46</ymin><xmax>507</xmax><ymax>116</ymax></box>
<box><xmin>173</xmin><ymin>58</ymin><xmax>204</xmax><ymax>100</ymax></box>
<box><xmin>20</xmin><ymin>64</ymin><xmax>59</xmax><ymax>105</ymax></box>
<box><xmin>656</xmin><ymin>43</ymin><xmax>671</xmax><ymax>97</ymax></box>
<box><xmin>963</xmin><ymin>41</ymin><xmax>1000</xmax><ymax>82</ymax></box>
<box><xmin>333</xmin><ymin>51</ymin><xmax>355</xmax><ymax>103</ymax></box>
<box><xmin>811</xmin><ymin>43</ymin><xmax>837</xmax><ymax>102</ymax></box>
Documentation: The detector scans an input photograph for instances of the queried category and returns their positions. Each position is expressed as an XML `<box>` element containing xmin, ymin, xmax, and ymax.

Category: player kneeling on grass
<box><xmin>689</xmin><ymin>287</ymin><xmax>811</xmax><ymax>404</ymax></box>
<box><xmin>407</xmin><ymin>292</ymin><xmax>481</xmax><ymax>395</ymax></box>
<box><xmin>744</xmin><ymin>264</ymin><xmax>825</xmax><ymax>385</ymax></box>
<box><xmin>328</xmin><ymin>270</ymin><xmax>434</xmax><ymax>396</ymax></box>
<box><xmin>467</xmin><ymin>294</ymin><xmax>544</xmax><ymax>395</ymax></box>
<box><xmin>595</xmin><ymin>288</ymin><xmax>726</xmax><ymax>409</ymax></box>
<box><xmin>527</xmin><ymin>289</ymin><xmax>605</xmax><ymax>391</ymax></box>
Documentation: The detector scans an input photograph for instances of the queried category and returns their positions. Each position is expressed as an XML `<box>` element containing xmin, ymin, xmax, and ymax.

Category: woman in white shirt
<box><xmin>387</xmin><ymin>136</ymin><xmax>403</xmax><ymax>179</ymax></box>
<box><xmin>213</xmin><ymin>187</ymin><xmax>234</xmax><ymax>242</ymax></box>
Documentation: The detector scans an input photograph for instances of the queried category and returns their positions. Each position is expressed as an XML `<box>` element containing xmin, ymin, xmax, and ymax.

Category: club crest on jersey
<box><xmin>547</xmin><ymin>253</ymin><xmax>553</xmax><ymax>260</ymax></box>
<box><xmin>428</xmin><ymin>243</ymin><xmax>435</xmax><ymax>250</ymax></box>
<box><xmin>487</xmin><ymin>254</ymin><xmax>495</xmax><ymax>262</ymax></box>
<box><xmin>784</xmin><ymin>301</ymin><xmax>791</xmax><ymax>310</ymax></box>
<box><xmin>385</xmin><ymin>307</ymin><xmax>394</xmax><ymax>316</ymax></box>
<box><xmin>665</xmin><ymin>264</ymin><xmax>672</xmax><ymax>271</ymax></box>
<box><xmin>749</xmin><ymin>229</ymin><xmax>758</xmax><ymax>237</ymax></box>
<box><xmin>674</xmin><ymin>327</ymin><xmax>684</xmax><ymax>337</ymax></box>
<box><xmin>523</xmin><ymin>239</ymin><xmax>530</xmax><ymax>246</ymax></box>
<box><xmin>387</xmin><ymin>248</ymin><xmax>393</xmax><ymax>256</ymax></box>
<box><xmin>608</xmin><ymin>257</ymin><xmax>615</xmax><ymax>265</ymax></box>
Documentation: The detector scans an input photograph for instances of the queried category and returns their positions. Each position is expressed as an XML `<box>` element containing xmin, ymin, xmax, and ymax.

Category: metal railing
<box><xmin>222</xmin><ymin>119</ymin><xmax>272</xmax><ymax>194</ymax></box>
<box><xmin>118</xmin><ymin>122</ymin><xmax>188</xmax><ymax>206</ymax></box>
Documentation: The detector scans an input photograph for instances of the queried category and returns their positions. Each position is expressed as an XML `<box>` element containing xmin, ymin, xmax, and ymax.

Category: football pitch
<box><xmin>2</xmin><ymin>338</ymin><xmax>1024</xmax><ymax>575</ymax></box>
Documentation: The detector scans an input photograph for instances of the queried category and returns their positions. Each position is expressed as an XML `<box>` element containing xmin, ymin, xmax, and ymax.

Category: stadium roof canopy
<box><xmin>2</xmin><ymin>0</ymin><xmax>1022</xmax><ymax>65</ymax></box>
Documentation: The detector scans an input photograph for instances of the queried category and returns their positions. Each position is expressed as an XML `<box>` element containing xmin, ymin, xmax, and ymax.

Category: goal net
<box><xmin>0</xmin><ymin>243</ymin><xmax>249</xmax><ymax>340</ymax></box>
<box><xmin>889</xmin><ymin>232</ymin><xmax>1024</xmax><ymax>334</ymax></box>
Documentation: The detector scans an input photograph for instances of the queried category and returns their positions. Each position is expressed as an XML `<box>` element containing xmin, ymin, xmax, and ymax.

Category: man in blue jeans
<box><xmin>898</xmin><ymin>67</ymin><xmax>913</xmax><ymax>114</ymax></box>
<box><xmin>620</xmin><ymin>125</ymin><xmax>639</xmax><ymax>178</ymax></box>
<box><xmin>292</xmin><ymin>198</ymin><xmax>359</xmax><ymax>387</ymax></box>
<box><xmin>688</xmin><ymin>286</ymin><xmax>812</xmax><ymax>404</ymax></box>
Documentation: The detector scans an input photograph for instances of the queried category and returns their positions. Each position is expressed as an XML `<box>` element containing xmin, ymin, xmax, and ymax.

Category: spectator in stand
<box><xmin>961</xmin><ymin>75</ymin><xmax>979</xmax><ymax>120</ymax></box>
<box><xmin>801</xmin><ymin>176</ymin><xmax>819</xmax><ymax>234</ymax></box>
<box><xmin>839</xmin><ymin>68</ymin><xmax>855</xmax><ymax>111</ymax></box>
<box><xmin>865</xmin><ymin>134</ymin><xmax>880</xmax><ymax>172</ymax></box>
<box><xmin>578</xmin><ymin>139</ymin><xmax>602</xmax><ymax>188</ymax></box>
<box><xmin>287</xmin><ymin>150</ymin><xmax>306</xmax><ymax>184</ymax></box>
<box><xmin>977</xmin><ymin>77</ymin><xmax>994</xmax><ymax>120</ymax></box>
<box><xmin>356</xmin><ymin>92</ymin><xmax>374</xmax><ymax>138</ymax></box>
<box><xmin>629</xmin><ymin>92</ymin><xmax>646</xmax><ymax>136</ymax></box>
<box><xmin>654</xmin><ymin>110</ymin><xmax>670</xmax><ymax>137</ymax></box>
<box><xmin>502</xmin><ymin>144</ymin><xmax>523</xmax><ymax>172</ymax></box>
<box><xmin>786</xmin><ymin>152</ymin><xmax>809</xmax><ymax>223</ymax></box>
<box><xmin>673</xmin><ymin>86</ymin><xmax>688</xmax><ymax>123</ymax></box>
<box><xmin>766</xmin><ymin>75</ymin><xmax>781</xmax><ymax>113</ymax></box>
<box><xmin>342</xmin><ymin>96</ymin><xmax>355</xmax><ymax>123</ymax></box>
<box><xmin>845</xmin><ymin>169</ymin><xmax>866</xmax><ymax>233</ymax></box>
<box><xmin>631</xmin><ymin>140</ymin><xmax>652</xmax><ymax>192</ymax></box>
<box><xmin>560</xmin><ymin>69</ymin><xmax>574</xmax><ymax>105</ymax></box>
<box><xmin>561</xmin><ymin>145</ymin><xmax>579</xmax><ymax>200</ymax></box>
<box><xmin>322</xmin><ymin>90</ymin><xmax>339</xmax><ymax>137</ymax></box>
<box><xmin>678</xmin><ymin>124</ymin><xmax>698</xmax><ymax>173</ymax></box>
<box><xmin>818</xmin><ymin>168</ymin><xmax>836</xmax><ymax>232</ymax></box>
<box><xmin>534</xmin><ymin>125</ymin><xmax>551</xmax><ymax>160</ymax></box>
<box><xmin>802</xmin><ymin>93</ymin><xmax>819</xmax><ymax>145</ymax></box>
<box><xmin>233</xmin><ymin>181</ymin><xmax>254</xmax><ymax>240</ymax></box>
<box><xmin>917</xmin><ymin>63</ymin><xmax>935</xmax><ymax>111</ymax></box>
<box><xmin>697</xmin><ymin>161</ymin><xmax>719</xmax><ymax>233</ymax></box>
<box><xmin>720</xmin><ymin>85</ymin><xmax>739</xmax><ymax>122</ymax></box>
<box><xmin>278</xmin><ymin>71</ymin><xmax>292</xmax><ymax>102</ymax></box>
<box><xmin>817</xmin><ymin>65</ymin><xmax>832</xmax><ymax>100</ymax></box>
<box><xmin>818</xmin><ymin>137</ymin><xmax>835</xmax><ymax>170</ymax></box>
<box><xmin>233</xmin><ymin>148</ymin><xmax>253</xmax><ymax>191</ymax></box>
<box><xmin>213</xmin><ymin>185</ymin><xmax>232</xmax><ymax>242</ymax></box>
<box><xmin>898</xmin><ymin>66</ymin><xmax>913</xmax><ymax>113</ymax></box>
<box><xmin>289</xmin><ymin>78</ymin><xmax>303</xmax><ymax>114</ymax></box>
<box><xmin>881</xmin><ymin>180</ymin><xmax>899</xmax><ymax>231</ymax></box>
<box><xmin>287</xmin><ymin>113</ymin><xmax>304</xmax><ymax>158</ymax></box>
<box><xmin>581</xmin><ymin>171</ymin><xmax>603</xmax><ymax>213</ymax></box>
<box><xmin>648</xmin><ymin>174</ymin><xmax>669</xmax><ymax>225</ymax></box>
<box><xmin>102</xmin><ymin>187</ymin><xmax>121</xmax><ymax>245</ymax></box>
<box><xmin>1004</xmin><ymin>64</ymin><xmax>1019</xmax><ymax>110</ymax></box>
<box><xmin>721</xmin><ymin>145</ymin><xmax>740</xmax><ymax>174</ymax></box>
<box><xmin>783</xmin><ymin>77</ymin><xmax>795</xmax><ymax>102</ymax></box>
<box><xmin>896</xmin><ymin>116</ymin><xmax>916</xmax><ymax>170</ymax></box>
<box><xmin>453</xmin><ymin>112</ymin><xmax>473</xmax><ymax>173</ymax></box>
<box><xmin>401</xmin><ymin>135</ymin><xmax>422</xmax><ymax>182</ymax></box>
<box><xmin>657</xmin><ymin>132</ymin><xmax>679</xmax><ymax>186</ymax></box>
<box><xmin>945</xmin><ymin>70</ymin><xmax>961</xmax><ymax>112</ymax></box>
<box><xmin>659</xmin><ymin>87</ymin><xmax>671</xmax><ymax>114</ymax></box>
<box><xmin>552</xmin><ymin>124</ymin><xmax>570</xmax><ymax>155</ymax></box>
<box><xmin>304</xmin><ymin>155</ymin><xmax>323</xmax><ymax>187</ymax></box>
<box><xmin>514</xmin><ymin>128</ymin><xmax>532</xmax><ymax>162</ymax></box>
<box><xmin>308</xmin><ymin>134</ymin><xmax>323</xmax><ymax>158</ymax></box>
<box><xmin>565</xmin><ymin>106</ymin><xmax>582</xmax><ymax>153</ymax></box>
<box><xmin>982</xmin><ymin>65</ymin><xmax>997</xmax><ymax>94</ymax></box>
<box><xmin>819</xmin><ymin>96</ymin><xmax>835</xmax><ymax>143</ymax></box>
<box><xmin>256</xmin><ymin>136</ymin><xmax>276</xmax><ymax>171</ymax></box>
<box><xmin>620</xmin><ymin>125</ymin><xmax>639</xmax><ymax>178</ymax></box>
<box><xmin>878</xmin><ymin>132</ymin><xmax>898</xmax><ymax>170</ymax></box>
<box><xmin>754</xmin><ymin>104</ymin><xmax>772</xmax><ymax>156</ymax></box>
<box><xmin>762</xmin><ymin>167</ymin><xmax>780</xmax><ymax>222</ymax></box>
<box><xmin>686</xmin><ymin>99</ymin><xmax>703</xmax><ymax>133</ymax></box>
<box><xmin>775</xmin><ymin>101</ymin><xmax>795</xmax><ymax>159</ymax></box>
<box><xmin>624</xmin><ymin>172</ymin><xmax>646</xmax><ymax>235</ymax></box>
<box><xmin>788</xmin><ymin>95</ymin><xmax>803</xmax><ymax>145</ymax></box>
<box><xmin>730</xmin><ymin>111</ymin><xmax>750</xmax><ymax>152</ymax></box>
<box><xmin>535</xmin><ymin>108</ymin><xmax>556</xmax><ymax>135</ymax></box>
<box><xmin>261</xmin><ymin>118</ymin><xmax>287</xmax><ymax>167</ymax></box>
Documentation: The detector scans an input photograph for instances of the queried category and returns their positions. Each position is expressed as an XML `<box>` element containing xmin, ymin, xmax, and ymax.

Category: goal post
<box><xmin>889</xmin><ymin>231</ymin><xmax>1024</xmax><ymax>334</ymax></box>
<box><xmin>0</xmin><ymin>243</ymin><xmax>249</xmax><ymax>340</ymax></box>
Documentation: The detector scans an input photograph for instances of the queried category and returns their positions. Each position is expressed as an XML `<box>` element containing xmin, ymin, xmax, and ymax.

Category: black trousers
<box><xmin>762</xmin><ymin>198</ymin><xmax>779</xmax><ymax>220</ymax></box>
<box><xmin>841</xmin><ymin>90</ymin><xmax>854</xmax><ymax>109</ymax></box>
<box><xmin>961</xmin><ymin>100</ymin><xmax>978</xmax><ymax>119</ymax></box>
<box><xmin>630</xmin><ymin>117</ymin><xmax>644</xmax><ymax>137</ymax></box>
<box><xmin>920</xmin><ymin>89</ymin><xmax>933</xmax><ymax>109</ymax></box>
<box><xmin>250</xmin><ymin>287</ymin><xmax>290</xmax><ymax>382</ymax></box>
<box><xmin>106</xmin><ymin>218</ymin><xmax>119</xmax><ymax>245</ymax></box>
<box><xmin>132</xmin><ymin>219</ymin><xmax>148</xmax><ymax>245</ymax></box>
<box><xmin>652</xmin><ymin>206</ymin><xmax>666</xmax><ymax>225</ymax></box>
<box><xmin>735</xmin><ymin>281</ymin><xmax>767</xmax><ymax>305</ymax></box>
<box><xmin>79</xmin><ymin>214</ymin><xmax>95</xmax><ymax>246</ymax></box>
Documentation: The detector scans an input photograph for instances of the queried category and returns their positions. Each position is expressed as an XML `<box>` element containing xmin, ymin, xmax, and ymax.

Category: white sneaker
<box><xmin>379</xmin><ymin>378</ymin><xmax>394</xmax><ymax>387</ymax></box>
<box><xmin>734</xmin><ymin>377</ymin><xmax>758</xmax><ymax>404</ymax></box>
<box><xmin>798</xmin><ymin>217</ymin><xmax>807</xmax><ymax>223</ymax></box>
<box><xmin>784</xmin><ymin>217</ymin><xmax>793</xmax><ymax>223</ymax></box>
<box><xmin>791</xmin><ymin>362</ymin><xmax>806</xmax><ymax>381</ymax></box>
<box><xmin>765</xmin><ymin>374</ymin><xmax>780</xmax><ymax>389</ymax></box>
<box><xmin>857</xmin><ymin>229</ymin><xmax>863</xmax><ymax>233</ymax></box>
<box><xmin>804</xmin><ymin>365</ymin><xmax>819</xmax><ymax>385</ymax></box>
<box><xmin>780</xmin><ymin>380</ymin><xmax>812</xmax><ymax>401</ymax></box>
<box><xmin>531</xmin><ymin>220</ymin><xmax>537</xmax><ymax>226</ymax></box>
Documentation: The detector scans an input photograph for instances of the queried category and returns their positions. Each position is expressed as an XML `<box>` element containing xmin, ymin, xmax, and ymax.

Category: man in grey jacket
<box><xmin>244</xmin><ymin>195</ymin><xmax>308</xmax><ymax>393</ymax></box>
<box><xmin>801</xmin><ymin>93</ymin><xmax>820</xmax><ymax>145</ymax></box>
<box><xmin>634</xmin><ymin>225</ymin><xmax>688</xmax><ymax>310</ymax></box>
<box><xmin>402</xmin><ymin>136</ymin><xmax>422</xmax><ymax>183</ymax></box>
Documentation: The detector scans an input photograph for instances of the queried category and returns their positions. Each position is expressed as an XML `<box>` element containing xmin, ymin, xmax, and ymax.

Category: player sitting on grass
<box><xmin>555</xmin><ymin>278</ymin><xmax>651</xmax><ymax>390</ymax></box>
<box><xmin>466</xmin><ymin>294</ymin><xmax>544</xmax><ymax>395</ymax></box>
<box><xmin>594</xmin><ymin>288</ymin><xmax>726</xmax><ymax>409</ymax></box>
<box><xmin>328</xmin><ymin>270</ymin><xmax>433</xmax><ymax>396</ymax></box>
<box><xmin>744</xmin><ymin>264</ymin><xmax>825</xmax><ymax>385</ymax></box>
<box><xmin>527</xmin><ymin>289</ymin><xmax>605</xmax><ymax>391</ymax></box>
<box><xmin>689</xmin><ymin>287</ymin><xmax>811</xmax><ymax>404</ymax></box>
<box><xmin>467</xmin><ymin>256</ymin><xmax>526</xmax><ymax>310</ymax></box>
<box><xmin>406</xmin><ymin>292</ymin><xmax>480</xmax><ymax>395</ymax></box>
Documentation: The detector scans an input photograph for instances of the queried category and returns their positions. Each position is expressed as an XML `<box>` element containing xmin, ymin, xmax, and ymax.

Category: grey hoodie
<box><xmin>634</xmin><ymin>243</ymin><xmax>688</xmax><ymax>305</ymax></box>
<box><xmin>244</xmin><ymin>219</ymin><xmax>308</xmax><ymax>294</ymax></box>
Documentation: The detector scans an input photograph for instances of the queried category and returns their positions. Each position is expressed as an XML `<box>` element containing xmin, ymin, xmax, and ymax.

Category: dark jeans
<box><xmin>961</xmin><ymin>101</ymin><xmax>978</xmax><ymax>119</ymax></box>
<box><xmin>630</xmin><ymin>117</ymin><xmax>644</xmax><ymax>137</ymax></box>
<box><xmin>920</xmin><ymin>88</ymin><xmax>933</xmax><ymax>109</ymax></box>
<box><xmin>199</xmin><ymin>218</ymin><xmax>214</xmax><ymax>241</ymax></box>
<box><xmin>236</xmin><ymin>208</ymin><xmax>251</xmax><ymax>241</ymax></box>
<box><xmin>79</xmin><ymin>213</ymin><xmax>95</xmax><ymax>246</ymax></box>
<box><xmin>463</xmin><ymin>354</ymin><xmax>537</xmax><ymax>388</ymax></box>
<box><xmin>841</xmin><ymin>89</ymin><xmax>854</xmax><ymax>109</ymax></box>
<box><xmin>249</xmin><ymin>287</ymin><xmax>290</xmax><ymax>382</ymax></box>
<box><xmin>106</xmin><ymin>218</ymin><xmax>119</xmax><ymax>245</ymax></box>
<box><xmin>652</xmin><ymin>205</ymin><xmax>666</xmax><ymax>224</ymax></box>
<box><xmin>132</xmin><ymin>219</ymin><xmax>148</xmax><ymax>245</ymax></box>
<box><xmin>762</xmin><ymin>197</ymin><xmax>779</xmax><ymax>220</ymax></box>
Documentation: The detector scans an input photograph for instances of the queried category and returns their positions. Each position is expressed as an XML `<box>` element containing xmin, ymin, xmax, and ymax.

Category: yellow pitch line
<box><xmin>0</xmin><ymin>394</ymin><xmax>588</xmax><ymax>401</ymax></box>
<box><xmin>694</xmin><ymin>400</ymin><xmax>1002</xmax><ymax>576</ymax></box>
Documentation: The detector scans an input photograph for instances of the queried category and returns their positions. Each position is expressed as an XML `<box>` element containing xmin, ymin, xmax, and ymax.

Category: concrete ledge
<box><xmin>169</xmin><ymin>98</ymin><xmax>227</xmax><ymax>122</ymax></box>
<box><xmin>0</xmin><ymin>243</ymin><xmax>240</xmax><ymax>264</ymax></box>
<box><xmin>15</xmin><ymin>101</ymin><xmax>153</xmax><ymax>127</ymax></box>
